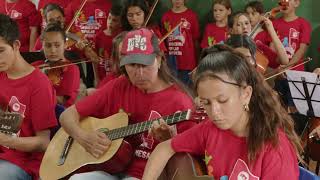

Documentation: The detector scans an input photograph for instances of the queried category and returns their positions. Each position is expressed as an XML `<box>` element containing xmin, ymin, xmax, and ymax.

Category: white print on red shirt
<box><xmin>167</xmin><ymin>18</ymin><xmax>191</xmax><ymax>56</ymax></box>
<box><xmin>8</xmin><ymin>96</ymin><xmax>26</xmax><ymax>118</ymax></box>
<box><xmin>138</xmin><ymin>110</ymin><xmax>161</xmax><ymax>150</ymax></box>
<box><xmin>9</xmin><ymin>10</ymin><xmax>22</xmax><ymax>19</ymax></box>
<box><xmin>281</xmin><ymin>28</ymin><xmax>300</xmax><ymax>59</ymax></box>
<box><xmin>74</xmin><ymin>10</ymin><xmax>106</xmax><ymax>41</ymax></box>
<box><xmin>229</xmin><ymin>159</ymin><xmax>260</xmax><ymax>180</ymax></box>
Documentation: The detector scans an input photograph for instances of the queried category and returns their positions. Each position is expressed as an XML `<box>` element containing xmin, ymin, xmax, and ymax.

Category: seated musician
<box><xmin>0</xmin><ymin>14</ymin><xmax>57</xmax><ymax>179</ymax></box>
<box><xmin>59</xmin><ymin>28</ymin><xmax>196</xmax><ymax>180</ymax></box>
<box><xmin>142</xmin><ymin>45</ymin><xmax>302</xmax><ymax>180</ymax></box>
<box><xmin>33</xmin><ymin>23</ymin><xmax>80</xmax><ymax>108</ymax></box>
<box><xmin>228</xmin><ymin>12</ymin><xmax>289</xmax><ymax>68</ymax></box>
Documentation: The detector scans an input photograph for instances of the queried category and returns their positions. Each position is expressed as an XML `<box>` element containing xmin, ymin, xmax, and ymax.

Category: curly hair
<box><xmin>194</xmin><ymin>44</ymin><xmax>303</xmax><ymax>162</ymax></box>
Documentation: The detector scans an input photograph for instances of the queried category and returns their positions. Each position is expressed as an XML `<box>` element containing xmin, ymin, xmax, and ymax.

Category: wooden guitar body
<box><xmin>40</xmin><ymin>110</ymin><xmax>192</xmax><ymax>180</ymax></box>
<box><xmin>159</xmin><ymin>153</ymin><xmax>214</xmax><ymax>180</ymax></box>
<box><xmin>40</xmin><ymin>112</ymin><xmax>132</xmax><ymax>180</ymax></box>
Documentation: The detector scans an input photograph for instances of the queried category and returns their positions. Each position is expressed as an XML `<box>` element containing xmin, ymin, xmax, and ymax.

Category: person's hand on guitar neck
<box><xmin>149</xmin><ymin>119</ymin><xmax>177</xmax><ymax>142</ymax></box>
<box><xmin>76</xmin><ymin>130</ymin><xmax>111</xmax><ymax>158</ymax></box>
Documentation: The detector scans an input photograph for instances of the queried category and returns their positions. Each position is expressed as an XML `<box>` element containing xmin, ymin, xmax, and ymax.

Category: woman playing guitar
<box><xmin>59</xmin><ymin>28</ymin><xmax>196</xmax><ymax>180</ymax></box>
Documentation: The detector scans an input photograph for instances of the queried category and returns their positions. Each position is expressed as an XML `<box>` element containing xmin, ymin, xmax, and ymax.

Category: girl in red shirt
<box><xmin>201</xmin><ymin>0</ymin><xmax>232</xmax><ymax>48</ymax></box>
<box><xmin>143</xmin><ymin>44</ymin><xmax>302</xmax><ymax>180</ymax></box>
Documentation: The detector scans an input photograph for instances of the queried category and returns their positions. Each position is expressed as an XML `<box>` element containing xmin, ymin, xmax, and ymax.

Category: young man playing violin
<box><xmin>0</xmin><ymin>14</ymin><xmax>57</xmax><ymax>180</ymax></box>
<box><xmin>33</xmin><ymin>22</ymin><xmax>80</xmax><ymax>108</ymax></box>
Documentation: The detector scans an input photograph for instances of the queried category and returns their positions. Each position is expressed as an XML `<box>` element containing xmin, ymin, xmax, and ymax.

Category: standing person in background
<box><xmin>0</xmin><ymin>0</ymin><xmax>41</xmax><ymax>52</ymax></box>
<box><xmin>272</xmin><ymin>0</ymin><xmax>311</xmax><ymax>112</ymax></box>
<box><xmin>33</xmin><ymin>3</ymin><xmax>65</xmax><ymax>51</ymax></box>
<box><xmin>201</xmin><ymin>0</ymin><xmax>232</xmax><ymax>48</ymax></box>
<box><xmin>0</xmin><ymin>14</ymin><xmax>57</xmax><ymax>180</ymax></box>
<box><xmin>37</xmin><ymin>0</ymin><xmax>69</xmax><ymax>29</ymax></box>
<box><xmin>121</xmin><ymin>0</ymin><xmax>167</xmax><ymax>52</ymax></box>
<box><xmin>94</xmin><ymin>4</ymin><xmax>122</xmax><ymax>86</ymax></box>
<box><xmin>142</xmin><ymin>44</ymin><xmax>302</xmax><ymax>180</ymax></box>
<box><xmin>64</xmin><ymin>0</ymin><xmax>112</xmax><ymax>88</ymax></box>
<box><xmin>161</xmin><ymin>0</ymin><xmax>200</xmax><ymax>85</ymax></box>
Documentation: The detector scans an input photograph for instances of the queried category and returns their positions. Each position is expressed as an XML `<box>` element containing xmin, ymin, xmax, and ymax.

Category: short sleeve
<box><xmin>300</xmin><ymin>18</ymin><xmax>312</xmax><ymax>45</ymax></box>
<box><xmin>172</xmin><ymin>120</ymin><xmax>210</xmax><ymax>156</ymax></box>
<box><xmin>200</xmin><ymin>24</ymin><xmax>210</xmax><ymax>49</ymax></box>
<box><xmin>30</xmin><ymin>75</ymin><xmax>57</xmax><ymax>131</ymax></box>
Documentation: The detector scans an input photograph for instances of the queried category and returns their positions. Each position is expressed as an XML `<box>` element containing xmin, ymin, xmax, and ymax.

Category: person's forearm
<box><xmin>59</xmin><ymin>105</ymin><xmax>83</xmax><ymax>139</ymax></box>
<box><xmin>1</xmin><ymin>131</ymin><xmax>50</xmax><ymax>152</ymax></box>
<box><xmin>267</xmin><ymin>27</ymin><xmax>289</xmax><ymax>65</ymax></box>
<box><xmin>289</xmin><ymin>45</ymin><xmax>308</xmax><ymax>66</ymax></box>
<box><xmin>29</xmin><ymin>27</ymin><xmax>38</xmax><ymax>52</ymax></box>
<box><xmin>142</xmin><ymin>140</ymin><xmax>176</xmax><ymax>180</ymax></box>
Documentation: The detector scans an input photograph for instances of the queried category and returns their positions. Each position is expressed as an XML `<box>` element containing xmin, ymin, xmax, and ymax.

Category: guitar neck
<box><xmin>106</xmin><ymin>110</ymin><xmax>191</xmax><ymax>140</ymax></box>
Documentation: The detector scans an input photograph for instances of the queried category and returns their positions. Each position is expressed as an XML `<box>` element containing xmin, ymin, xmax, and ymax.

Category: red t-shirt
<box><xmin>75</xmin><ymin>76</ymin><xmax>196</xmax><ymax>178</ymax></box>
<box><xmin>32</xmin><ymin>60</ymin><xmax>80</xmax><ymax>107</ymax></box>
<box><xmin>95</xmin><ymin>31</ymin><xmax>117</xmax><ymax>81</ymax></box>
<box><xmin>0</xmin><ymin>0</ymin><xmax>41</xmax><ymax>52</ymax></box>
<box><xmin>201</xmin><ymin>23</ymin><xmax>228</xmax><ymax>48</ymax></box>
<box><xmin>64</xmin><ymin>0</ymin><xmax>112</xmax><ymax>46</ymax></box>
<box><xmin>273</xmin><ymin>17</ymin><xmax>311</xmax><ymax>71</ymax></box>
<box><xmin>161</xmin><ymin>9</ymin><xmax>200</xmax><ymax>70</ymax></box>
<box><xmin>172</xmin><ymin>119</ymin><xmax>299</xmax><ymax>180</ymax></box>
<box><xmin>0</xmin><ymin>69</ymin><xmax>57</xmax><ymax>179</ymax></box>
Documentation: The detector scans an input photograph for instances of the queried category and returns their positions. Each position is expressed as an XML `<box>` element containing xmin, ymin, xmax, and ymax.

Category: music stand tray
<box><xmin>286</xmin><ymin>70</ymin><xmax>320</xmax><ymax>118</ymax></box>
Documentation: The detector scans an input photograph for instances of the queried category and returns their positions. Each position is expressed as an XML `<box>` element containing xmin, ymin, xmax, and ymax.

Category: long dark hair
<box><xmin>121</xmin><ymin>0</ymin><xmax>149</xmax><ymax>31</ymax></box>
<box><xmin>194</xmin><ymin>44</ymin><xmax>302</xmax><ymax>162</ymax></box>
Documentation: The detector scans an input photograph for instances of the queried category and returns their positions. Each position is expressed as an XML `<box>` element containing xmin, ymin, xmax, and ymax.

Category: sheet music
<box><xmin>286</xmin><ymin>70</ymin><xmax>320</xmax><ymax>117</ymax></box>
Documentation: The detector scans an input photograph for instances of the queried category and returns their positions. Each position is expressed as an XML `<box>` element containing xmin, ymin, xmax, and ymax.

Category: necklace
<box><xmin>5</xmin><ymin>0</ymin><xmax>17</xmax><ymax>15</ymax></box>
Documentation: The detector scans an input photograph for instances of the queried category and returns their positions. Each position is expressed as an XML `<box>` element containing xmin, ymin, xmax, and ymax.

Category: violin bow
<box><xmin>143</xmin><ymin>0</ymin><xmax>159</xmax><ymax>27</ymax></box>
<box><xmin>65</xmin><ymin>0</ymin><xmax>88</xmax><ymax>32</ymax></box>
<box><xmin>264</xmin><ymin>57</ymin><xmax>312</xmax><ymax>81</ymax></box>
<box><xmin>38</xmin><ymin>59</ymin><xmax>91</xmax><ymax>70</ymax></box>
<box><xmin>159</xmin><ymin>21</ymin><xmax>183</xmax><ymax>44</ymax></box>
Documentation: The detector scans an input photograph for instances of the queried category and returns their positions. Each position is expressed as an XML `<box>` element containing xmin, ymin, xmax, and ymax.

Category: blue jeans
<box><xmin>0</xmin><ymin>160</ymin><xmax>32</xmax><ymax>180</ymax></box>
<box><xmin>69</xmin><ymin>171</ymin><xmax>139</xmax><ymax>180</ymax></box>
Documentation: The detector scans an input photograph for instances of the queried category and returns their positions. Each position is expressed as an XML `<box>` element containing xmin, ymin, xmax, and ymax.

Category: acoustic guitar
<box><xmin>40</xmin><ymin>110</ymin><xmax>192</xmax><ymax>180</ymax></box>
<box><xmin>159</xmin><ymin>153</ymin><xmax>214</xmax><ymax>180</ymax></box>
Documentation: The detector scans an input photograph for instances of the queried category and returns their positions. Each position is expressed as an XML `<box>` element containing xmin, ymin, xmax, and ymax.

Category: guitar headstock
<box><xmin>0</xmin><ymin>111</ymin><xmax>23</xmax><ymax>135</ymax></box>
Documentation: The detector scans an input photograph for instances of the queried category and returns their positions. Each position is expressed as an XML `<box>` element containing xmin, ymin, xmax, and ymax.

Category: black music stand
<box><xmin>286</xmin><ymin>70</ymin><xmax>320</xmax><ymax>167</ymax></box>
<box><xmin>286</xmin><ymin>70</ymin><xmax>320</xmax><ymax>118</ymax></box>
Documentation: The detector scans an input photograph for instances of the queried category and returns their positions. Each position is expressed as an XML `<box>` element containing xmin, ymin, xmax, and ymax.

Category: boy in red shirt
<box><xmin>0</xmin><ymin>0</ymin><xmax>41</xmax><ymax>52</ymax></box>
<box><xmin>94</xmin><ymin>4</ymin><xmax>122</xmax><ymax>85</ymax></box>
<box><xmin>0</xmin><ymin>14</ymin><xmax>57</xmax><ymax>179</ymax></box>
<box><xmin>272</xmin><ymin>0</ymin><xmax>311</xmax><ymax>111</ymax></box>
<box><xmin>272</xmin><ymin>0</ymin><xmax>311</xmax><ymax>71</ymax></box>
<box><xmin>161</xmin><ymin>0</ymin><xmax>200</xmax><ymax>85</ymax></box>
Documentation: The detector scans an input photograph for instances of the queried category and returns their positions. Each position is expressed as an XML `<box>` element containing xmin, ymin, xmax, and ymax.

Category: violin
<box><xmin>249</xmin><ymin>0</ymin><xmax>289</xmax><ymax>74</ymax></box>
<box><xmin>40</xmin><ymin>59</ymin><xmax>71</xmax><ymax>86</ymax></box>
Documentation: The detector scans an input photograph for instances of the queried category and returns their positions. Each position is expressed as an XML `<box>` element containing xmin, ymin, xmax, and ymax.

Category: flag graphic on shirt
<box><xmin>229</xmin><ymin>159</ymin><xmax>259</xmax><ymax>180</ymax></box>
<box><xmin>8</xmin><ymin>96</ymin><xmax>26</xmax><ymax>118</ymax></box>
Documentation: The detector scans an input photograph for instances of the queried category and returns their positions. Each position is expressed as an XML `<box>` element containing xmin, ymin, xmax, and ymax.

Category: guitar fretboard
<box><xmin>105</xmin><ymin>110</ymin><xmax>191</xmax><ymax>140</ymax></box>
